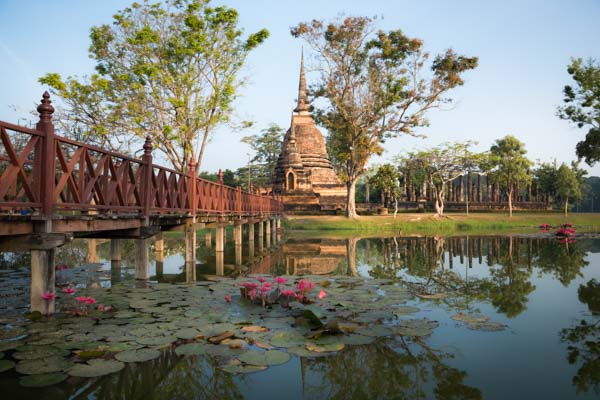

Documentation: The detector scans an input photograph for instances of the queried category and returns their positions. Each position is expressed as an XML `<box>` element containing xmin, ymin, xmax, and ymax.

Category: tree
<box><xmin>411</xmin><ymin>142</ymin><xmax>480</xmax><ymax>216</ymax></box>
<box><xmin>370</xmin><ymin>164</ymin><xmax>402</xmax><ymax>217</ymax></box>
<box><xmin>558</xmin><ymin>58</ymin><xmax>600</xmax><ymax>165</ymax></box>
<box><xmin>533</xmin><ymin>161</ymin><xmax>559</xmax><ymax>205</ymax></box>
<box><xmin>291</xmin><ymin>16</ymin><xmax>478</xmax><ymax>218</ymax></box>
<box><xmin>556</xmin><ymin>163</ymin><xmax>583</xmax><ymax>216</ymax></box>
<box><xmin>39</xmin><ymin>0</ymin><xmax>269</xmax><ymax>173</ymax></box>
<box><xmin>241</xmin><ymin>124</ymin><xmax>284</xmax><ymax>188</ymax></box>
<box><xmin>489</xmin><ymin>135</ymin><xmax>532</xmax><ymax>217</ymax></box>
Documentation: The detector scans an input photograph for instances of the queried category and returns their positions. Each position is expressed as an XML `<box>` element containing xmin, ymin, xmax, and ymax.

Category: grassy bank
<box><xmin>283</xmin><ymin>212</ymin><xmax>600</xmax><ymax>235</ymax></box>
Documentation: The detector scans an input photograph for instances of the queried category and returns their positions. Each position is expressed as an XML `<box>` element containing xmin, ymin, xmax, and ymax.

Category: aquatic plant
<box><xmin>41</xmin><ymin>292</ymin><xmax>56</xmax><ymax>301</ymax></box>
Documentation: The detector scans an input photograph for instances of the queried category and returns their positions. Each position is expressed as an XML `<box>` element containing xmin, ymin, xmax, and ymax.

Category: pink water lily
<box><xmin>41</xmin><ymin>292</ymin><xmax>56</xmax><ymax>300</ymax></box>
<box><xmin>85</xmin><ymin>297</ymin><xmax>97</xmax><ymax>305</ymax></box>
<box><xmin>274</xmin><ymin>277</ymin><xmax>287</xmax><ymax>284</ymax></box>
<box><xmin>318</xmin><ymin>290</ymin><xmax>327</xmax><ymax>300</ymax></box>
<box><xmin>61</xmin><ymin>287</ymin><xmax>77</xmax><ymax>295</ymax></box>
<box><xmin>248</xmin><ymin>289</ymin><xmax>257</xmax><ymax>301</ymax></box>
<box><xmin>75</xmin><ymin>296</ymin><xmax>88</xmax><ymax>303</ymax></box>
<box><xmin>296</xmin><ymin>279</ymin><xmax>316</xmax><ymax>293</ymax></box>
<box><xmin>225</xmin><ymin>295</ymin><xmax>232</xmax><ymax>303</ymax></box>
<box><xmin>281</xmin><ymin>289</ymin><xmax>294</xmax><ymax>297</ymax></box>
<box><xmin>242</xmin><ymin>282</ymin><xmax>258</xmax><ymax>290</ymax></box>
<box><xmin>258</xmin><ymin>277</ymin><xmax>266</xmax><ymax>283</ymax></box>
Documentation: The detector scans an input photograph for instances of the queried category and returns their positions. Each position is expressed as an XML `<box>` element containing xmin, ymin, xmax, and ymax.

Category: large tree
<box><xmin>555</xmin><ymin>163</ymin><xmax>583</xmax><ymax>216</ymax></box>
<box><xmin>489</xmin><ymin>135</ymin><xmax>532</xmax><ymax>217</ymax></box>
<box><xmin>39</xmin><ymin>0</ymin><xmax>268</xmax><ymax>173</ymax></box>
<box><xmin>291</xmin><ymin>16</ymin><xmax>478</xmax><ymax>218</ymax></box>
<box><xmin>370</xmin><ymin>164</ymin><xmax>402</xmax><ymax>217</ymax></box>
<box><xmin>558</xmin><ymin>58</ymin><xmax>600</xmax><ymax>165</ymax></box>
<box><xmin>240</xmin><ymin>124</ymin><xmax>284</xmax><ymax>189</ymax></box>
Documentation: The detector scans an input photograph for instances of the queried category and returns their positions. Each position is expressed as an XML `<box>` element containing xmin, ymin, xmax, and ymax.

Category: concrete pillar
<box><xmin>265</xmin><ymin>220</ymin><xmax>271</xmax><ymax>248</ymax></box>
<box><xmin>248</xmin><ymin>238</ymin><xmax>255</xmax><ymax>260</ymax></box>
<box><xmin>234</xmin><ymin>223</ymin><xmax>243</xmax><ymax>266</ymax></box>
<box><xmin>258</xmin><ymin>220</ymin><xmax>264</xmax><ymax>247</ymax></box>
<box><xmin>155</xmin><ymin>234</ymin><xmax>164</xmax><ymax>262</ymax></box>
<box><xmin>111</xmin><ymin>261</ymin><xmax>121</xmax><ymax>283</ymax></box>
<box><xmin>276</xmin><ymin>218</ymin><xmax>282</xmax><ymax>242</ymax></box>
<box><xmin>248</xmin><ymin>222</ymin><xmax>255</xmax><ymax>241</ymax></box>
<box><xmin>86</xmin><ymin>239</ymin><xmax>99</xmax><ymax>263</ymax></box>
<box><xmin>271</xmin><ymin>219</ymin><xmax>277</xmax><ymax>244</ymax></box>
<box><xmin>30</xmin><ymin>249</ymin><xmax>56</xmax><ymax>314</ymax></box>
<box><xmin>185</xmin><ymin>224</ymin><xmax>196</xmax><ymax>282</ymax></box>
<box><xmin>110</xmin><ymin>239</ymin><xmax>122</xmax><ymax>262</ymax></box>
<box><xmin>135</xmin><ymin>238</ymin><xmax>150</xmax><ymax>280</ymax></box>
<box><xmin>216</xmin><ymin>251</ymin><xmax>224</xmax><ymax>276</ymax></box>
<box><xmin>216</xmin><ymin>224</ymin><xmax>225</xmax><ymax>253</ymax></box>
<box><xmin>205</xmin><ymin>229</ymin><xmax>212</xmax><ymax>249</ymax></box>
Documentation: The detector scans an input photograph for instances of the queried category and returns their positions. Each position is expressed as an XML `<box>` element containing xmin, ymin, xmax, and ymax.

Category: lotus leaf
<box><xmin>451</xmin><ymin>313</ymin><xmax>489</xmax><ymax>323</ymax></box>
<box><xmin>466</xmin><ymin>321</ymin><xmax>507</xmax><ymax>332</ymax></box>
<box><xmin>341</xmin><ymin>334</ymin><xmax>376</xmax><ymax>345</ymax></box>
<box><xmin>270</xmin><ymin>331</ymin><xmax>306</xmax><ymax>348</ymax></box>
<box><xmin>238</xmin><ymin>349</ymin><xmax>290</xmax><ymax>366</ymax></box>
<box><xmin>286</xmin><ymin>346</ymin><xmax>323</xmax><ymax>358</ymax></box>
<box><xmin>136</xmin><ymin>336</ymin><xmax>176</xmax><ymax>346</ymax></box>
<box><xmin>68</xmin><ymin>359</ymin><xmax>125</xmax><ymax>377</ymax></box>
<box><xmin>175</xmin><ymin>328</ymin><xmax>200</xmax><ymax>340</ymax></box>
<box><xmin>355</xmin><ymin>325</ymin><xmax>393</xmax><ymax>337</ymax></box>
<box><xmin>305</xmin><ymin>341</ymin><xmax>344</xmax><ymax>353</ymax></box>
<box><xmin>221</xmin><ymin>338</ymin><xmax>247</xmax><ymax>349</ymax></box>
<box><xmin>115</xmin><ymin>348</ymin><xmax>161</xmax><ymax>363</ymax></box>
<box><xmin>13</xmin><ymin>347</ymin><xmax>70</xmax><ymax>360</ymax></box>
<box><xmin>240</xmin><ymin>325</ymin><xmax>269</xmax><ymax>333</ymax></box>
<box><xmin>175</xmin><ymin>343</ymin><xmax>207</xmax><ymax>356</ymax></box>
<box><xmin>220</xmin><ymin>363</ymin><xmax>267</xmax><ymax>374</ymax></box>
<box><xmin>19</xmin><ymin>372</ymin><xmax>67</xmax><ymax>387</ymax></box>
<box><xmin>15</xmin><ymin>356</ymin><xmax>73</xmax><ymax>375</ymax></box>
<box><xmin>74</xmin><ymin>350</ymin><xmax>106</xmax><ymax>360</ymax></box>
<box><xmin>0</xmin><ymin>327</ymin><xmax>26</xmax><ymax>340</ymax></box>
<box><xmin>0</xmin><ymin>359</ymin><xmax>15</xmax><ymax>372</ymax></box>
<box><xmin>392</xmin><ymin>306</ymin><xmax>420</xmax><ymax>315</ymax></box>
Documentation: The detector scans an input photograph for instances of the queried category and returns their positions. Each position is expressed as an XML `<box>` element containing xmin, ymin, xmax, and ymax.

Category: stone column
<box><xmin>30</xmin><ymin>249</ymin><xmax>56</xmax><ymax>314</ymax></box>
<box><xmin>258</xmin><ymin>220</ymin><xmax>264</xmax><ymax>252</ymax></box>
<box><xmin>155</xmin><ymin>233</ymin><xmax>164</xmax><ymax>278</ymax></box>
<box><xmin>135</xmin><ymin>238</ymin><xmax>150</xmax><ymax>280</ymax></box>
<box><xmin>265</xmin><ymin>219</ymin><xmax>271</xmax><ymax>248</ymax></box>
<box><xmin>205</xmin><ymin>229</ymin><xmax>212</xmax><ymax>249</ymax></box>
<box><xmin>234</xmin><ymin>222</ymin><xmax>243</xmax><ymax>266</ymax></box>
<box><xmin>110</xmin><ymin>239</ymin><xmax>122</xmax><ymax>283</ymax></box>
<box><xmin>185</xmin><ymin>224</ymin><xmax>196</xmax><ymax>282</ymax></box>
<box><xmin>216</xmin><ymin>251</ymin><xmax>224</xmax><ymax>276</ymax></box>
<box><xmin>248</xmin><ymin>222</ymin><xmax>255</xmax><ymax>241</ymax></box>
<box><xmin>86</xmin><ymin>239</ymin><xmax>99</xmax><ymax>263</ymax></box>
<box><xmin>216</xmin><ymin>224</ymin><xmax>225</xmax><ymax>253</ymax></box>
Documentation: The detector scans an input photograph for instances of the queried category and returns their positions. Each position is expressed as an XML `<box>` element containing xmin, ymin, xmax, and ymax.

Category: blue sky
<box><xmin>0</xmin><ymin>0</ymin><xmax>599</xmax><ymax>174</ymax></box>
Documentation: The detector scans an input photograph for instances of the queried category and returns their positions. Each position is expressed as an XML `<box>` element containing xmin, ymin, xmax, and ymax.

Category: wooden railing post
<box><xmin>189</xmin><ymin>158</ymin><xmax>196</xmax><ymax>217</ymax></box>
<box><xmin>36</xmin><ymin>92</ymin><xmax>55</xmax><ymax>217</ymax></box>
<box><xmin>141</xmin><ymin>136</ymin><xmax>153</xmax><ymax>217</ymax></box>
<box><xmin>218</xmin><ymin>169</ymin><xmax>224</xmax><ymax>214</ymax></box>
<box><xmin>237</xmin><ymin>186</ymin><xmax>242</xmax><ymax>214</ymax></box>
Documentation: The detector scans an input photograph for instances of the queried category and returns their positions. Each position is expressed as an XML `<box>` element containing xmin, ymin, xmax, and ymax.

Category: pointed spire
<box><xmin>294</xmin><ymin>48</ymin><xmax>310</xmax><ymax>114</ymax></box>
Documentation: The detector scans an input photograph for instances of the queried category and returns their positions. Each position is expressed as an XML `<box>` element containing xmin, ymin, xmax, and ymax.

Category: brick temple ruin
<box><xmin>271</xmin><ymin>53</ymin><xmax>346</xmax><ymax>213</ymax></box>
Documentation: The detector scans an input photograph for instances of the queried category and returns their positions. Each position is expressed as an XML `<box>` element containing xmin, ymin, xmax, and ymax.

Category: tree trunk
<box><xmin>508</xmin><ymin>188</ymin><xmax>513</xmax><ymax>217</ymax></box>
<box><xmin>394</xmin><ymin>198</ymin><xmax>398</xmax><ymax>218</ymax></box>
<box><xmin>346</xmin><ymin>178</ymin><xmax>359</xmax><ymax>218</ymax></box>
<box><xmin>564</xmin><ymin>196</ymin><xmax>569</xmax><ymax>216</ymax></box>
<box><xmin>365</xmin><ymin>181</ymin><xmax>370</xmax><ymax>204</ymax></box>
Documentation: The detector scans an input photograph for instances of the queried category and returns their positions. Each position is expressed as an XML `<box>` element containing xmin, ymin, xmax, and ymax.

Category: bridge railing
<box><xmin>0</xmin><ymin>92</ymin><xmax>282</xmax><ymax>217</ymax></box>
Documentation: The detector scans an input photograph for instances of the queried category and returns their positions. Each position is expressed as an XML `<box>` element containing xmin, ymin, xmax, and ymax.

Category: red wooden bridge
<box><xmin>0</xmin><ymin>93</ymin><xmax>283</xmax><ymax>314</ymax></box>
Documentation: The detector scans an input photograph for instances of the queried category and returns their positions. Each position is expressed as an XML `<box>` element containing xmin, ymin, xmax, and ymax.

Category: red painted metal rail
<box><xmin>0</xmin><ymin>93</ymin><xmax>283</xmax><ymax>217</ymax></box>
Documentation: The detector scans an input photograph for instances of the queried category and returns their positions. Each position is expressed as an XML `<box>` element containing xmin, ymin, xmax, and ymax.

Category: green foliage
<box><xmin>291</xmin><ymin>16</ymin><xmax>478</xmax><ymax>217</ymax></box>
<box><xmin>556</xmin><ymin>163</ymin><xmax>583</xmax><ymax>215</ymax></box>
<box><xmin>557</xmin><ymin>58</ymin><xmax>600</xmax><ymax>165</ymax></box>
<box><xmin>489</xmin><ymin>135</ymin><xmax>532</xmax><ymax>216</ymax></box>
<box><xmin>39</xmin><ymin>0</ymin><xmax>268</xmax><ymax>172</ymax></box>
<box><xmin>240</xmin><ymin>124</ymin><xmax>284</xmax><ymax>188</ymax></box>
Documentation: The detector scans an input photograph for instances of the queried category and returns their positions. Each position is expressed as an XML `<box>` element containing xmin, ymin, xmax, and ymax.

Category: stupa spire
<box><xmin>294</xmin><ymin>48</ymin><xmax>310</xmax><ymax>114</ymax></box>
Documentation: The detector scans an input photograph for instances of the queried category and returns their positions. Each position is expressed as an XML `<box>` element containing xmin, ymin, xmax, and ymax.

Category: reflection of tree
<box><xmin>579</xmin><ymin>279</ymin><xmax>600</xmax><ymax>313</ymax></box>
<box><xmin>535</xmin><ymin>240</ymin><xmax>588</xmax><ymax>286</ymax></box>
<box><xmin>560</xmin><ymin>317</ymin><xmax>600</xmax><ymax>395</ymax></box>
<box><xmin>302</xmin><ymin>338</ymin><xmax>481</xmax><ymax>399</ymax></box>
<box><xmin>478</xmin><ymin>237</ymin><xmax>535</xmax><ymax>318</ymax></box>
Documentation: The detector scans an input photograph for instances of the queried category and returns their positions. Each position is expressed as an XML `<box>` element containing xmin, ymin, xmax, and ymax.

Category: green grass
<box><xmin>282</xmin><ymin>212</ymin><xmax>600</xmax><ymax>236</ymax></box>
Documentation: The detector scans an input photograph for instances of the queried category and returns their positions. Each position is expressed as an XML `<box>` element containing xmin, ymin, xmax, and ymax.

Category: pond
<box><xmin>0</xmin><ymin>232</ymin><xmax>599</xmax><ymax>399</ymax></box>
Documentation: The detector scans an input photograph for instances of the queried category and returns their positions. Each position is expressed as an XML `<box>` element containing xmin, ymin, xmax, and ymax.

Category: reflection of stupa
<box><xmin>271</xmin><ymin>51</ymin><xmax>346</xmax><ymax>213</ymax></box>
<box><xmin>282</xmin><ymin>239</ymin><xmax>347</xmax><ymax>275</ymax></box>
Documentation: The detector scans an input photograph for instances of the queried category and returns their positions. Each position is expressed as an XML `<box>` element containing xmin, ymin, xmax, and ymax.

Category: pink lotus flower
<box><xmin>281</xmin><ymin>289</ymin><xmax>294</xmax><ymax>297</ymax></box>
<box><xmin>242</xmin><ymin>282</ymin><xmax>258</xmax><ymax>290</ymax></box>
<box><xmin>261</xmin><ymin>281</ymin><xmax>272</xmax><ymax>288</ymax></box>
<box><xmin>318</xmin><ymin>290</ymin><xmax>327</xmax><ymax>300</ymax></box>
<box><xmin>97</xmin><ymin>304</ymin><xmax>105</xmax><ymax>311</ymax></box>
<box><xmin>75</xmin><ymin>296</ymin><xmax>88</xmax><ymax>303</ymax></box>
<box><xmin>258</xmin><ymin>277</ymin><xmax>266</xmax><ymax>283</ymax></box>
<box><xmin>225</xmin><ymin>295</ymin><xmax>232</xmax><ymax>303</ymax></box>
<box><xmin>296</xmin><ymin>279</ymin><xmax>316</xmax><ymax>293</ymax></box>
<box><xmin>41</xmin><ymin>292</ymin><xmax>56</xmax><ymax>300</ymax></box>
<box><xmin>274</xmin><ymin>277</ymin><xmax>287</xmax><ymax>284</ymax></box>
<box><xmin>260</xmin><ymin>286</ymin><xmax>270</xmax><ymax>293</ymax></box>
<box><xmin>62</xmin><ymin>287</ymin><xmax>77</xmax><ymax>295</ymax></box>
<box><xmin>84</xmin><ymin>297</ymin><xmax>97</xmax><ymax>305</ymax></box>
<box><xmin>248</xmin><ymin>289</ymin><xmax>257</xmax><ymax>301</ymax></box>
<box><xmin>103</xmin><ymin>305</ymin><xmax>112</xmax><ymax>312</ymax></box>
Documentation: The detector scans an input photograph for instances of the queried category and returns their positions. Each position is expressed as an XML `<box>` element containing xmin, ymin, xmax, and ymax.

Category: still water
<box><xmin>0</xmin><ymin>233</ymin><xmax>599</xmax><ymax>399</ymax></box>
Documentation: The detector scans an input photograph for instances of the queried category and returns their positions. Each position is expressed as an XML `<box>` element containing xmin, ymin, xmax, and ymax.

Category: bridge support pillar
<box><xmin>110</xmin><ymin>239</ymin><xmax>122</xmax><ymax>262</ymax></box>
<box><xmin>234</xmin><ymin>222</ymin><xmax>243</xmax><ymax>266</ymax></box>
<box><xmin>135</xmin><ymin>238</ymin><xmax>149</xmax><ymax>280</ymax></box>
<box><xmin>248</xmin><ymin>222</ymin><xmax>254</xmax><ymax>241</ymax></box>
<box><xmin>216</xmin><ymin>224</ymin><xmax>225</xmax><ymax>253</ymax></box>
<box><xmin>155</xmin><ymin>233</ymin><xmax>164</xmax><ymax>278</ymax></box>
<box><xmin>258</xmin><ymin>221</ymin><xmax>264</xmax><ymax>253</ymax></box>
<box><xmin>271</xmin><ymin>219</ymin><xmax>277</xmax><ymax>244</ymax></box>
<box><xmin>276</xmin><ymin>218</ymin><xmax>281</xmax><ymax>242</ymax></box>
<box><xmin>265</xmin><ymin>219</ymin><xmax>271</xmax><ymax>249</ymax></box>
<box><xmin>216</xmin><ymin>251</ymin><xmax>224</xmax><ymax>276</ymax></box>
<box><xmin>248</xmin><ymin>238</ymin><xmax>255</xmax><ymax>261</ymax></box>
<box><xmin>185</xmin><ymin>224</ymin><xmax>196</xmax><ymax>282</ymax></box>
<box><xmin>205</xmin><ymin>229</ymin><xmax>212</xmax><ymax>249</ymax></box>
<box><xmin>86</xmin><ymin>239</ymin><xmax>99</xmax><ymax>263</ymax></box>
<box><xmin>30</xmin><ymin>248</ymin><xmax>55</xmax><ymax>314</ymax></box>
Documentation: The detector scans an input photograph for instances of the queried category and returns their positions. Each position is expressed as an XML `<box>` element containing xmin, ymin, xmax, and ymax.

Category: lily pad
<box><xmin>270</xmin><ymin>331</ymin><xmax>306</xmax><ymax>348</ymax></box>
<box><xmin>287</xmin><ymin>346</ymin><xmax>323</xmax><ymax>358</ymax></box>
<box><xmin>341</xmin><ymin>334</ymin><xmax>376</xmax><ymax>346</ymax></box>
<box><xmin>174</xmin><ymin>343</ymin><xmax>207</xmax><ymax>356</ymax></box>
<box><xmin>393</xmin><ymin>306</ymin><xmax>420</xmax><ymax>315</ymax></box>
<box><xmin>136</xmin><ymin>336</ymin><xmax>176</xmax><ymax>346</ymax></box>
<box><xmin>306</xmin><ymin>341</ymin><xmax>344</xmax><ymax>353</ymax></box>
<box><xmin>115</xmin><ymin>348</ymin><xmax>161</xmax><ymax>363</ymax></box>
<box><xmin>175</xmin><ymin>328</ymin><xmax>200</xmax><ymax>340</ymax></box>
<box><xmin>466</xmin><ymin>321</ymin><xmax>507</xmax><ymax>332</ymax></box>
<box><xmin>0</xmin><ymin>359</ymin><xmax>16</xmax><ymax>372</ymax></box>
<box><xmin>13</xmin><ymin>347</ymin><xmax>70</xmax><ymax>360</ymax></box>
<box><xmin>238</xmin><ymin>349</ymin><xmax>290</xmax><ymax>366</ymax></box>
<box><xmin>355</xmin><ymin>325</ymin><xmax>393</xmax><ymax>337</ymax></box>
<box><xmin>19</xmin><ymin>372</ymin><xmax>67</xmax><ymax>387</ymax></box>
<box><xmin>0</xmin><ymin>340</ymin><xmax>24</xmax><ymax>352</ymax></box>
<box><xmin>451</xmin><ymin>313</ymin><xmax>489</xmax><ymax>323</ymax></box>
<box><xmin>68</xmin><ymin>359</ymin><xmax>125</xmax><ymax>377</ymax></box>
<box><xmin>15</xmin><ymin>356</ymin><xmax>73</xmax><ymax>375</ymax></box>
<box><xmin>74</xmin><ymin>350</ymin><xmax>107</xmax><ymax>361</ymax></box>
<box><xmin>220</xmin><ymin>363</ymin><xmax>267</xmax><ymax>374</ymax></box>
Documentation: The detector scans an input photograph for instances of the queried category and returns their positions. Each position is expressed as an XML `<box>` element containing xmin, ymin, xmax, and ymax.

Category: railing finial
<box><xmin>143</xmin><ymin>135</ymin><xmax>153</xmax><ymax>155</ymax></box>
<box><xmin>37</xmin><ymin>91</ymin><xmax>54</xmax><ymax>122</ymax></box>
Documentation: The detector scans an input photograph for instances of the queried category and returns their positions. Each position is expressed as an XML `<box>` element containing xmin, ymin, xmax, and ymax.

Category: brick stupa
<box><xmin>271</xmin><ymin>52</ymin><xmax>346</xmax><ymax>213</ymax></box>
